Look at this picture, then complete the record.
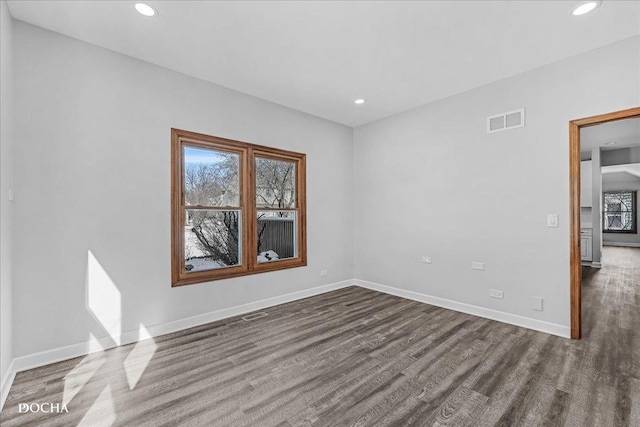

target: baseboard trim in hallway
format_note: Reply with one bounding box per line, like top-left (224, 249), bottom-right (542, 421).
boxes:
top-left (603, 242), bottom-right (640, 248)
top-left (355, 279), bottom-right (570, 339)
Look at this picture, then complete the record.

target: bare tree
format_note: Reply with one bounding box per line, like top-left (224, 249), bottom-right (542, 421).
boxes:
top-left (185, 153), bottom-right (240, 266)
top-left (190, 210), bottom-right (239, 266)
top-left (184, 154), bottom-right (239, 207)
top-left (255, 158), bottom-right (296, 254)
top-left (255, 158), bottom-right (295, 214)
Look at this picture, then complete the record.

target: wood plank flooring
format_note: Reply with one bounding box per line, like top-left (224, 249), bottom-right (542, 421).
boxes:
top-left (1, 246), bottom-right (639, 426)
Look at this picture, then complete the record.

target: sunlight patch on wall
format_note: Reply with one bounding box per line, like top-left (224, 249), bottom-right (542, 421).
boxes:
top-left (86, 251), bottom-right (121, 345)
top-left (62, 351), bottom-right (106, 406)
top-left (123, 324), bottom-right (157, 390)
top-left (78, 384), bottom-right (116, 427)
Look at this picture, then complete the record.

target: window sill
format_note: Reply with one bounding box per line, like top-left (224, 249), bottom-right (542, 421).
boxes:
top-left (172, 258), bottom-right (307, 287)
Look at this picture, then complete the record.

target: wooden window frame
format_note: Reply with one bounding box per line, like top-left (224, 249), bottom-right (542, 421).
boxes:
top-left (171, 129), bottom-right (306, 286)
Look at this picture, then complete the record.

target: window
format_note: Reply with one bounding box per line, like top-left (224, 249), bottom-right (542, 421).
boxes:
top-left (603, 191), bottom-right (637, 233)
top-left (172, 129), bottom-right (306, 286)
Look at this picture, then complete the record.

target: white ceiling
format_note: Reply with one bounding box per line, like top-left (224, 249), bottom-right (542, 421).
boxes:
top-left (7, 1), bottom-right (640, 127)
top-left (581, 117), bottom-right (640, 153)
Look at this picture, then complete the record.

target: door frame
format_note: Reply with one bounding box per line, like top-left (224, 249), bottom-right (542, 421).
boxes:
top-left (569, 106), bottom-right (640, 339)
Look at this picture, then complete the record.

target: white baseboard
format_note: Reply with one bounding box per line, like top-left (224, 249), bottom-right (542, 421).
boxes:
top-left (0, 359), bottom-right (16, 411)
top-left (354, 279), bottom-right (571, 339)
top-left (603, 242), bottom-right (640, 248)
top-left (0, 279), bottom-right (355, 410)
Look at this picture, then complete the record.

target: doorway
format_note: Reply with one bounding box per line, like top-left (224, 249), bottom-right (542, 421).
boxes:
top-left (569, 106), bottom-right (640, 339)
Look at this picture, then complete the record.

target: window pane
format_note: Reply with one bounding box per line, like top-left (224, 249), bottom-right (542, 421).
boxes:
top-left (185, 210), bottom-right (241, 272)
top-left (257, 211), bottom-right (297, 262)
top-left (607, 202), bottom-right (622, 213)
top-left (604, 192), bottom-right (635, 231)
top-left (611, 215), bottom-right (622, 229)
top-left (255, 157), bottom-right (296, 208)
top-left (184, 146), bottom-right (240, 207)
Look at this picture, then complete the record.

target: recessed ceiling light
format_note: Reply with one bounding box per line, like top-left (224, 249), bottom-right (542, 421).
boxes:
top-left (354, 99), bottom-right (366, 105)
top-left (135, 3), bottom-right (157, 17)
top-left (572, 1), bottom-right (601, 16)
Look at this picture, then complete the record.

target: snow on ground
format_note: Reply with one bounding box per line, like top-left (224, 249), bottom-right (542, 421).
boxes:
top-left (184, 227), bottom-right (226, 271)
top-left (185, 226), bottom-right (208, 258)
top-left (257, 250), bottom-right (280, 263)
top-left (184, 227), bottom-right (282, 271)
top-left (186, 257), bottom-right (225, 272)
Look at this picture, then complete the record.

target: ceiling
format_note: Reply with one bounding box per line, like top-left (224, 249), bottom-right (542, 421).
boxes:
top-left (581, 117), bottom-right (640, 153)
top-left (7, 1), bottom-right (640, 127)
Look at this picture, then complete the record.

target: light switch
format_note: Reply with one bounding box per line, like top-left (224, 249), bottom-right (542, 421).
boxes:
top-left (8, 190), bottom-right (14, 202)
top-left (547, 214), bottom-right (559, 228)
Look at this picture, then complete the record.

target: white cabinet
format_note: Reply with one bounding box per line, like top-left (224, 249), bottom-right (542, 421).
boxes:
top-left (581, 228), bottom-right (592, 262)
top-left (581, 160), bottom-right (592, 207)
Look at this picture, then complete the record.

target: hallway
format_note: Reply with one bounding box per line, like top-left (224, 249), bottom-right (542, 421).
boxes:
top-left (578, 246), bottom-right (640, 425)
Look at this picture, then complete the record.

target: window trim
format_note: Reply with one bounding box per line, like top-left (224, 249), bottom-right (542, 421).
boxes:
top-left (171, 129), bottom-right (306, 286)
top-left (602, 190), bottom-right (637, 234)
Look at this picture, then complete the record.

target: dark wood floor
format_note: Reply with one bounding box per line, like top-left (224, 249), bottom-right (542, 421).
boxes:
top-left (1, 247), bottom-right (639, 426)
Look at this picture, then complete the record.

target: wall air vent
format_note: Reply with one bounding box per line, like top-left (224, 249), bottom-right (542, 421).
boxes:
top-left (487, 108), bottom-right (525, 134)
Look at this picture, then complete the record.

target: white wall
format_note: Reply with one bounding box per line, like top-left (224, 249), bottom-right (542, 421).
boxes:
top-left (602, 173), bottom-right (640, 247)
top-left (12, 22), bottom-right (354, 357)
top-left (602, 146), bottom-right (640, 166)
top-left (354, 36), bottom-right (640, 330)
top-left (0, 0), bottom-right (15, 394)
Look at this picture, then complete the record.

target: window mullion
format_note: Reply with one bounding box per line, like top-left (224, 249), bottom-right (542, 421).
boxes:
top-left (246, 147), bottom-right (255, 271)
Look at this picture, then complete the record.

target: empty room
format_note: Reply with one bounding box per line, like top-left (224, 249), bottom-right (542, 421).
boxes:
top-left (0, 1), bottom-right (639, 426)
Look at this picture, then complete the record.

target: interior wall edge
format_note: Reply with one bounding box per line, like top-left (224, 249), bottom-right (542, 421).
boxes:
top-left (0, 359), bottom-right (15, 411)
top-left (0, 0), bottom-right (16, 407)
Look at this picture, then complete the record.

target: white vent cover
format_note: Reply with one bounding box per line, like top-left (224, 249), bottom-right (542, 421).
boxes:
top-left (487, 108), bottom-right (525, 133)
top-left (242, 312), bottom-right (268, 321)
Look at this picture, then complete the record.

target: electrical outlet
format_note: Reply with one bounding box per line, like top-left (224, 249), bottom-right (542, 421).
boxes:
top-left (531, 296), bottom-right (543, 311)
top-left (422, 256), bottom-right (432, 264)
top-left (320, 270), bottom-right (328, 277)
top-left (490, 289), bottom-right (504, 299)
top-left (472, 262), bottom-right (484, 271)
